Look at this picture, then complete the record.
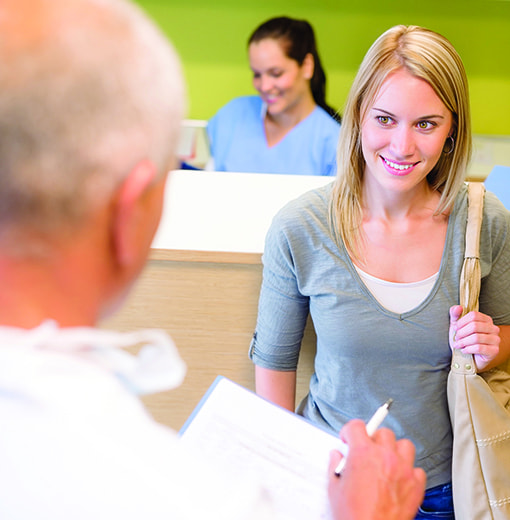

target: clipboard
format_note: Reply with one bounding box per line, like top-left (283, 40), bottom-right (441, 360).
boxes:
top-left (179, 376), bottom-right (341, 519)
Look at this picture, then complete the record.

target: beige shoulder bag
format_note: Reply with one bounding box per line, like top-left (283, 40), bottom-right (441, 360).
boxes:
top-left (447, 182), bottom-right (510, 519)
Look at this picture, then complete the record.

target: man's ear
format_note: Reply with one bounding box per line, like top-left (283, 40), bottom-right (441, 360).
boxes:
top-left (111, 159), bottom-right (158, 268)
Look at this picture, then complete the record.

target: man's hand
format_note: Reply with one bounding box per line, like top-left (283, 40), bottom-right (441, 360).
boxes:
top-left (327, 420), bottom-right (426, 520)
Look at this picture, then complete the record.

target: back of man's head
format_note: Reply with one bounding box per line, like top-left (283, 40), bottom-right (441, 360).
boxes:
top-left (0, 0), bottom-right (185, 250)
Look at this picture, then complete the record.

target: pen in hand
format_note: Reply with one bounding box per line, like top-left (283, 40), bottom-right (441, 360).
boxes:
top-left (334, 398), bottom-right (394, 476)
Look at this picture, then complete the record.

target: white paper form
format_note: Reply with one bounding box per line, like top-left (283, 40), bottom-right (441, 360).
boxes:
top-left (180, 377), bottom-right (343, 520)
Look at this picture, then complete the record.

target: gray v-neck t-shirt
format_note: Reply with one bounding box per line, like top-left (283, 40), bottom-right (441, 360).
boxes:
top-left (250, 182), bottom-right (510, 488)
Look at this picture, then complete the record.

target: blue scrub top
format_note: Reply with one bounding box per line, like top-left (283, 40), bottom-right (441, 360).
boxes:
top-left (207, 96), bottom-right (340, 176)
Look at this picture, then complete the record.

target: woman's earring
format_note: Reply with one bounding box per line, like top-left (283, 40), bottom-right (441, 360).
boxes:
top-left (443, 135), bottom-right (455, 155)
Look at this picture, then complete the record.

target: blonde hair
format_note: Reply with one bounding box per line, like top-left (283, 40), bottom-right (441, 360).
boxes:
top-left (330, 25), bottom-right (471, 258)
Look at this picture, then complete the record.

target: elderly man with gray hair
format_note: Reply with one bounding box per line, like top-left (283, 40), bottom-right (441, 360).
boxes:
top-left (0, 1), bottom-right (425, 519)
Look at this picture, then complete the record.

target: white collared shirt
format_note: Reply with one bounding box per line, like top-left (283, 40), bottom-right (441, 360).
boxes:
top-left (0, 322), bottom-right (279, 520)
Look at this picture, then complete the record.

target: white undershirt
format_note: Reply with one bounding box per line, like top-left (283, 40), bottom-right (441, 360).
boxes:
top-left (355, 266), bottom-right (439, 314)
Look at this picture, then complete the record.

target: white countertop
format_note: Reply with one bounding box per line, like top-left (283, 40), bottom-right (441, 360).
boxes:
top-left (152, 170), bottom-right (332, 254)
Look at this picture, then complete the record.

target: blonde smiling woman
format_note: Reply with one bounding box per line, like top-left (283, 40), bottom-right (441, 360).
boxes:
top-left (250, 24), bottom-right (510, 519)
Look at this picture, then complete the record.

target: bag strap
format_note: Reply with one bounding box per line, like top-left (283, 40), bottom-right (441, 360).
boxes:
top-left (464, 183), bottom-right (485, 263)
top-left (459, 182), bottom-right (485, 316)
top-left (452, 182), bottom-right (485, 374)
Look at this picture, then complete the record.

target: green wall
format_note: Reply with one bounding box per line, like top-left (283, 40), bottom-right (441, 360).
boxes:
top-left (135, 0), bottom-right (510, 135)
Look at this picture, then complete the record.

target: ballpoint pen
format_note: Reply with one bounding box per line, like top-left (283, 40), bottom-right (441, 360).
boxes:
top-left (334, 398), bottom-right (394, 476)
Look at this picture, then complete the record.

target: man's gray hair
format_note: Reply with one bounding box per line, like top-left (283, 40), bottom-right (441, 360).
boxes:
top-left (0, 0), bottom-right (185, 238)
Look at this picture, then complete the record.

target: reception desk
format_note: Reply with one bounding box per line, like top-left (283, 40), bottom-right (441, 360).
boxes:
top-left (100, 171), bottom-right (330, 431)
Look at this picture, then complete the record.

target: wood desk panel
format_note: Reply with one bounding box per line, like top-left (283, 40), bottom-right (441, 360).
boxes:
top-left (100, 249), bottom-right (316, 431)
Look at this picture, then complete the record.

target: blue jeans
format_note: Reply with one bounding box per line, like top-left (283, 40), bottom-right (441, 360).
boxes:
top-left (415, 483), bottom-right (454, 519)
